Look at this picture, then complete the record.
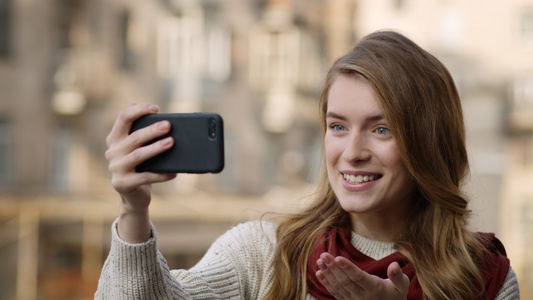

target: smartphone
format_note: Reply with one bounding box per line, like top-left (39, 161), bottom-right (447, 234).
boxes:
top-left (130, 113), bottom-right (224, 174)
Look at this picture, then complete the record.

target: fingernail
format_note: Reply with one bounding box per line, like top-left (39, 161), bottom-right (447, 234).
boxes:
top-left (148, 104), bottom-right (159, 113)
top-left (158, 121), bottom-right (170, 131)
top-left (337, 260), bottom-right (345, 268)
top-left (317, 259), bottom-right (327, 271)
top-left (160, 137), bottom-right (173, 147)
top-left (316, 271), bottom-right (325, 281)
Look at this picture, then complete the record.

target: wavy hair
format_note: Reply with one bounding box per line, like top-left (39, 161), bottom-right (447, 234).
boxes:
top-left (262, 30), bottom-right (487, 300)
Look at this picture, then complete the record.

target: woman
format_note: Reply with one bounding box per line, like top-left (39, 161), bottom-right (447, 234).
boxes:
top-left (97, 31), bottom-right (520, 299)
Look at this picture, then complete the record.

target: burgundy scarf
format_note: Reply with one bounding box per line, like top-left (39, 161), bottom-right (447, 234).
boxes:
top-left (306, 228), bottom-right (509, 300)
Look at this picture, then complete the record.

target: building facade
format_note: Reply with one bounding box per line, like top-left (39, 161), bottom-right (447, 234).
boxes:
top-left (0, 0), bottom-right (531, 299)
top-left (0, 0), bottom-right (350, 299)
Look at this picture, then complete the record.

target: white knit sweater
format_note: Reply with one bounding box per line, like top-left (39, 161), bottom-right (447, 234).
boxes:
top-left (95, 220), bottom-right (520, 299)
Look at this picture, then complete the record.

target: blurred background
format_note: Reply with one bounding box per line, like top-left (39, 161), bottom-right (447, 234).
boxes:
top-left (0, 0), bottom-right (532, 299)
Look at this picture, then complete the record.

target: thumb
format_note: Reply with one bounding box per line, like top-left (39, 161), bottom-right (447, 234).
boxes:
top-left (387, 262), bottom-right (410, 294)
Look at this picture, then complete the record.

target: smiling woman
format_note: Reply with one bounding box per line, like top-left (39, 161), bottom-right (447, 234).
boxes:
top-left (324, 76), bottom-right (415, 242)
top-left (266, 30), bottom-right (520, 300)
top-left (95, 31), bottom-right (520, 300)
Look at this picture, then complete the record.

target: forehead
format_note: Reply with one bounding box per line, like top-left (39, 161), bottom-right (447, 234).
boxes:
top-left (326, 76), bottom-right (383, 117)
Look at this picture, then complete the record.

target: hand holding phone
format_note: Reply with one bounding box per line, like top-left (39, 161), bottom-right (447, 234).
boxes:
top-left (105, 104), bottom-right (180, 243)
top-left (130, 113), bottom-right (225, 174)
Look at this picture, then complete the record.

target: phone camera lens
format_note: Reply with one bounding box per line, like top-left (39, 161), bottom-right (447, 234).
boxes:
top-left (208, 118), bottom-right (216, 138)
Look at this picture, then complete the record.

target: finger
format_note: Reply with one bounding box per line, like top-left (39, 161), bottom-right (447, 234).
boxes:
top-left (316, 269), bottom-right (342, 299)
top-left (330, 255), bottom-right (367, 289)
top-left (108, 136), bottom-right (174, 174)
top-left (106, 120), bottom-right (172, 165)
top-left (316, 268), bottom-right (346, 300)
top-left (106, 103), bottom-right (159, 147)
top-left (126, 120), bottom-right (172, 155)
top-left (317, 253), bottom-right (364, 298)
top-left (387, 262), bottom-right (410, 294)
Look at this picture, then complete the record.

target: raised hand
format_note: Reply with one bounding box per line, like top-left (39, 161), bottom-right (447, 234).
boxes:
top-left (105, 103), bottom-right (177, 243)
top-left (316, 252), bottom-right (409, 300)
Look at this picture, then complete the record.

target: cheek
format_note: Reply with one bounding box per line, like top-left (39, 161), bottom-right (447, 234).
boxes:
top-left (324, 136), bottom-right (342, 165)
top-left (383, 153), bottom-right (404, 169)
top-left (379, 145), bottom-right (411, 178)
top-left (377, 142), bottom-right (403, 165)
top-left (385, 153), bottom-right (414, 187)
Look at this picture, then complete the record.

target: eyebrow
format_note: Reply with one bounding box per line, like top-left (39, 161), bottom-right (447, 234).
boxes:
top-left (325, 112), bottom-right (385, 122)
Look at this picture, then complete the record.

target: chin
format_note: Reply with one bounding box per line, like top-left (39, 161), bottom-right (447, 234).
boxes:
top-left (337, 200), bottom-right (373, 215)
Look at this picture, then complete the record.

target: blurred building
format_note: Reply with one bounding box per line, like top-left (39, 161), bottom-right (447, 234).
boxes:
top-left (0, 0), bottom-right (350, 299)
top-left (0, 0), bottom-right (531, 299)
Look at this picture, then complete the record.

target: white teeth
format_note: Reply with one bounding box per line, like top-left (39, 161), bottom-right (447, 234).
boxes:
top-left (343, 173), bottom-right (380, 184)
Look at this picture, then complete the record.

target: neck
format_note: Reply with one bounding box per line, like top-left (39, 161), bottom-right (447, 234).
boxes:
top-left (349, 212), bottom-right (406, 242)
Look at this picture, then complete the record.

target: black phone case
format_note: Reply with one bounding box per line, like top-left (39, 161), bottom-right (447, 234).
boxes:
top-left (130, 113), bottom-right (224, 174)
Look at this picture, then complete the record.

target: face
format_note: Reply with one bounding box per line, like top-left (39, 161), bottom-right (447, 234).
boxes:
top-left (324, 76), bottom-right (415, 226)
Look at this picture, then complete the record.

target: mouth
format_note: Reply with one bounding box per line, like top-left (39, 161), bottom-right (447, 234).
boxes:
top-left (342, 173), bottom-right (383, 184)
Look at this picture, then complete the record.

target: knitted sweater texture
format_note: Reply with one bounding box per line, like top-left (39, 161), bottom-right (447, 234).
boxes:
top-left (95, 220), bottom-right (520, 299)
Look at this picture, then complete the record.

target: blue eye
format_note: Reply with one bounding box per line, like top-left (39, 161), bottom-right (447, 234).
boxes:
top-left (330, 124), bottom-right (345, 132)
top-left (376, 127), bottom-right (391, 136)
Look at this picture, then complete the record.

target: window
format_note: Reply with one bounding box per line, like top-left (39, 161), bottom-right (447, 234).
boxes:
top-left (519, 199), bottom-right (533, 246)
top-left (438, 6), bottom-right (463, 52)
top-left (0, 0), bottom-right (11, 57)
top-left (512, 75), bottom-right (533, 108)
top-left (204, 23), bottom-right (231, 82)
top-left (0, 120), bottom-right (11, 182)
top-left (157, 11), bottom-right (205, 111)
top-left (55, 0), bottom-right (83, 48)
top-left (395, 0), bottom-right (405, 10)
top-left (50, 123), bottom-right (89, 191)
top-left (512, 135), bottom-right (533, 166)
top-left (157, 14), bottom-right (204, 78)
top-left (248, 23), bottom-right (322, 92)
top-left (51, 124), bottom-right (73, 189)
top-left (249, 29), bottom-right (300, 87)
top-left (520, 9), bottom-right (533, 42)
top-left (507, 75), bottom-right (533, 133)
top-left (118, 10), bottom-right (134, 70)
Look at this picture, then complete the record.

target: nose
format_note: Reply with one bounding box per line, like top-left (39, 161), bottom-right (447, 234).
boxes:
top-left (342, 132), bottom-right (371, 164)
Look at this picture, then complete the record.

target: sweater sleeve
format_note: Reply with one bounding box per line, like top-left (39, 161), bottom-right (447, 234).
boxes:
top-left (94, 220), bottom-right (190, 299)
top-left (171, 221), bottom-right (277, 299)
top-left (94, 220), bottom-right (277, 300)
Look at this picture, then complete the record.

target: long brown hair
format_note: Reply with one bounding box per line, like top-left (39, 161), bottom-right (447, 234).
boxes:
top-left (262, 30), bottom-right (487, 300)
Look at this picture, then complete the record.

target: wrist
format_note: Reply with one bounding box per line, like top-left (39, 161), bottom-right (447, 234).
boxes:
top-left (119, 198), bottom-right (149, 217)
top-left (117, 204), bottom-right (151, 244)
